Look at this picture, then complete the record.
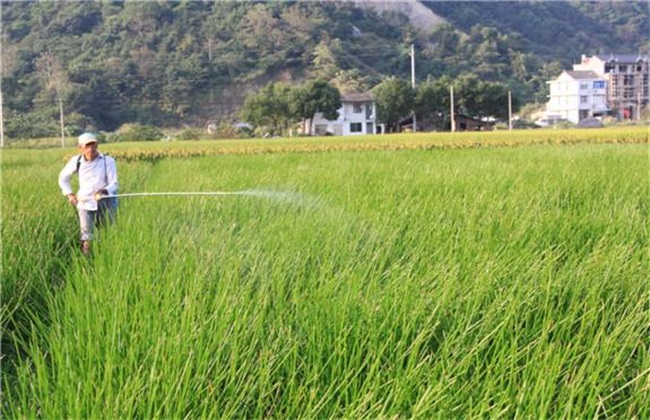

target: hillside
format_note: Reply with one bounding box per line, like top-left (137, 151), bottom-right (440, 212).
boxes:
top-left (424, 1), bottom-right (649, 64)
top-left (347, 0), bottom-right (446, 34)
top-left (1, 1), bottom-right (647, 137)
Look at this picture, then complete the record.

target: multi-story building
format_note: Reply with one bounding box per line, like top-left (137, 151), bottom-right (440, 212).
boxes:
top-left (573, 54), bottom-right (649, 120)
top-left (546, 70), bottom-right (609, 124)
top-left (311, 92), bottom-right (382, 136)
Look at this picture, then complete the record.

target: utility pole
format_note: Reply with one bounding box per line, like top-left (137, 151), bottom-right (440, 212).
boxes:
top-left (0, 85), bottom-right (4, 148)
top-left (508, 90), bottom-right (513, 131)
top-left (450, 85), bottom-right (455, 132)
top-left (58, 93), bottom-right (65, 147)
top-left (410, 44), bottom-right (417, 133)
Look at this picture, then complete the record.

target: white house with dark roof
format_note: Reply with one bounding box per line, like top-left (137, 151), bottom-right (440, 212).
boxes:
top-left (572, 54), bottom-right (649, 120)
top-left (545, 70), bottom-right (608, 124)
top-left (310, 92), bottom-right (382, 136)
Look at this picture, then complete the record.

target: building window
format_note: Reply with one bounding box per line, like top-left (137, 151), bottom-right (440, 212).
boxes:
top-left (350, 122), bottom-right (362, 133)
top-left (593, 81), bottom-right (605, 89)
top-left (353, 104), bottom-right (363, 113)
top-left (580, 83), bottom-right (588, 90)
top-left (580, 96), bottom-right (588, 103)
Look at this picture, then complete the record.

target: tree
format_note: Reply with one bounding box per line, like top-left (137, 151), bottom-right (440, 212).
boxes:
top-left (289, 79), bottom-right (340, 135)
top-left (454, 73), bottom-right (482, 117)
top-left (240, 82), bottom-right (293, 135)
top-left (311, 38), bottom-right (341, 81)
top-left (372, 76), bottom-right (413, 133)
top-left (0, 34), bottom-right (19, 147)
top-left (453, 74), bottom-right (514, 121)
top-left (529, 61), bottom-right (563, 104)
top-left (475, 82), bottom-right (511, 120)
top-left (160, 52), bottom-right (209, 119)
top-left (34, 51), bottom-right (70, 147)
top-left (331, 69), bottom-right (371, 94)
top-left (415, 76), bottom-right (450, 131)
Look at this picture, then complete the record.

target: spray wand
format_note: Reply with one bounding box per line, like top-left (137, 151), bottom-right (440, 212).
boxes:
top-left (94, 191), bottom-right (249, 201)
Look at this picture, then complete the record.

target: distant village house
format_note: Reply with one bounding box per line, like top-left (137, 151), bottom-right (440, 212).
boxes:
top-left (544, 54), bottom-right (648, 125)
top-left (573, 54), bottom-right (649, 120)
top-left (310, 92), bottom-right (383, 136)
top-left (545, 70), bottom-right (609, 125)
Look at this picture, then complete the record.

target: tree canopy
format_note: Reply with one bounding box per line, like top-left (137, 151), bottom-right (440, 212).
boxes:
top-left (239, 82), bottom-right (292, 135)
top-left (289, 79), bottom-right (341, 135)
top-left (372, 77), bottom-right (414, 133)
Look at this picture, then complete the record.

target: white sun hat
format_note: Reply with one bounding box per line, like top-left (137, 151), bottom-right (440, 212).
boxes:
top-left (78, 132), bottom-right (98, 146)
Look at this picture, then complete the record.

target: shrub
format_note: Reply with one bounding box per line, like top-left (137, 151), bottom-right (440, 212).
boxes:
top-left (96, 132), bottom-right (121, 143)
top-left (4, 110), bottom-right (59, 139)
top-left (513, 119), bottom-right (539, 129)
top-left (235, 125), bottom-right (254, 139)
top-left (114, 124), bottom-right (164, 142)
top-left (176, 129), bottom-right (203, 141)
top-left (212, 122), bottom-right (238, 140)
top-left (66, 112), bottom-right (97, 135)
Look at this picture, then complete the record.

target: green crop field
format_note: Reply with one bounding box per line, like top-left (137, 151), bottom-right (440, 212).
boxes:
top-left (2, 128), bottom-right (649, 417)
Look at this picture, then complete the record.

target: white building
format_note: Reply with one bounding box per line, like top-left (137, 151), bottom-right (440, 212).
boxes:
top-left (573, 54), bottom-right (649, 120)
top-left (310, 92), bottom-right (382, 136)
top-left (545, 70), bottom-right (608, 124)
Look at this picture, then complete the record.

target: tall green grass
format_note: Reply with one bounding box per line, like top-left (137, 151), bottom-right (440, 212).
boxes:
top-left (2, 142), bottom-right (648, 417)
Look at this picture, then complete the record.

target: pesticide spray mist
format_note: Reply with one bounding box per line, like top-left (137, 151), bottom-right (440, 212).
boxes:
top-left (96, 189), bottom-right (324, 208)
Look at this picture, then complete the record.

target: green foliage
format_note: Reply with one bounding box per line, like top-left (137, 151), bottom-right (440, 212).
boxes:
top-left (424, 1), bottom-right (647, 65)
top-left (114, 124), bottom-right (164, 142)
top-left (4, 110), bottom-right (60, 140)
top-left (211, 121), bottom-right (239, 140)
top-left (450, 73), bottom-right (515, 121)
top-left (415, 76), bottom-right (451, 131)
top-left (331, 69), bottom-right (372, 94)
top-left (289, 79), bottom-right (341, 132)
top-left (240, 82), bottom-right (293, 134)
top-left (311, 39), bottom-right (341, 81)
top-left (373, 76), bottom-right (414, 132)
top-left (65, 112), bottom-right (96, 135)
top-left (175, 129), bottom-right (203, 141)
top-left (235, 124), bottom-right (254, 139)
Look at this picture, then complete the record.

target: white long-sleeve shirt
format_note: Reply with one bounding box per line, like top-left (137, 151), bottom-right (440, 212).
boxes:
top-left (58, 153), bottom-right (118, 211)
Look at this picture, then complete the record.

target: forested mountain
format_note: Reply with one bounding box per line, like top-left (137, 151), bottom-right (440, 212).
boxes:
top-left (1, 1), bottom-right (647, 138)
top-left (423, 1), bottom-right (648, 63)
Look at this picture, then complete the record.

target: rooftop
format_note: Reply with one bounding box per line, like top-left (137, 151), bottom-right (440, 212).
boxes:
top-left (341, 92), bottom-right (375, 102)
top-left (564, 70), bottom-right (602, 80)
top-left (594, 54), bottom-right (649, 63)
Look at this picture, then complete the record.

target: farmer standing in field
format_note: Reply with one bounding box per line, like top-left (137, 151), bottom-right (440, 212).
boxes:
top-left (58, 132), bottom-right (118, 255)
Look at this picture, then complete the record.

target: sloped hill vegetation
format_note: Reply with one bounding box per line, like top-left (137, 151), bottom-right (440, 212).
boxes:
top-left (1, 1), bottom-right (647, 138)
top-left (424, 1), bottom-right (648, 62)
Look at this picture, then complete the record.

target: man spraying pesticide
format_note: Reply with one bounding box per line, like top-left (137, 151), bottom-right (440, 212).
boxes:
top-left (59, 132), bottom-right (118, 255)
